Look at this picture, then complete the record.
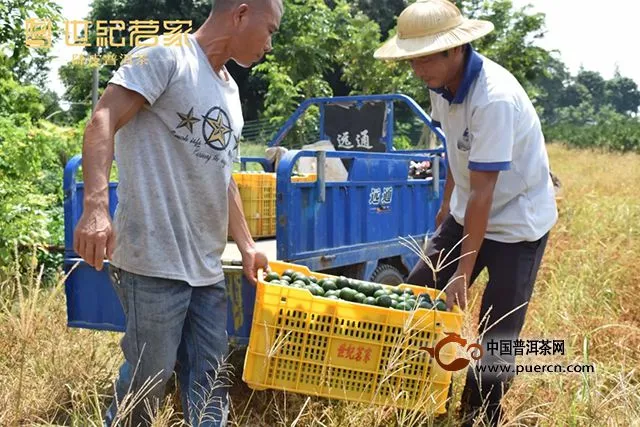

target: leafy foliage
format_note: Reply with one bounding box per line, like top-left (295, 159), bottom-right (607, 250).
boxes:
top-left (57, 62), bottom-right (112, 123)
top-left (0, 111), bottom-right (83, 268)
top-left (454, 0), bottom-right (551, 97)
top-left (0, 0), bottom-right (63, 88)
top-left (343, 0), bottom-right (407, 37)
top-left (545, 105), bottom-right (640, 153)
top-left (605, 71), bottom-right (640, 115)
top-left (0, 65), bottom-right (45, 119)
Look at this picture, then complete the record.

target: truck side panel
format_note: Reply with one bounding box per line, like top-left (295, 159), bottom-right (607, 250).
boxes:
top-left (276, 150), bottom-right (444, 273)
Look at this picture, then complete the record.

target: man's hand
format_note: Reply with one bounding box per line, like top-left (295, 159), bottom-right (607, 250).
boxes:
top-left (241, 248), bottom-right (269, 286)
top-left (445, 267), bottom-right (468, 310)
top-left (74, 206), bottom-right (115, 271)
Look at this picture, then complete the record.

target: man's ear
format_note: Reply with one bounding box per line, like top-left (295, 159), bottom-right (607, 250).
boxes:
top-left (232, 3), bottom-right (250, 27)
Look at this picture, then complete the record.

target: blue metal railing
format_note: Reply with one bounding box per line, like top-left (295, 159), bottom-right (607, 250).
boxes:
top-left (267, 94), bottom-right (446, 151)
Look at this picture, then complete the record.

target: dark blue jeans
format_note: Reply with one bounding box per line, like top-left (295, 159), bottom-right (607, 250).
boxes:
top-left (104, 266), bottom-right (230, 427)
top-left (407, 214), bottom-right (549, 426)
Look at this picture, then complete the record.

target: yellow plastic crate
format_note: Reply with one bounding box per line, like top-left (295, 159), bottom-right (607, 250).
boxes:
top-left (232, 173), bottom-right (276, 238)
top-left (233, 173), bottom-right (317, 238)
top-left (243, 261), bottom-right (464, 414)
top-left (291, 173), bottom-right (317, 183)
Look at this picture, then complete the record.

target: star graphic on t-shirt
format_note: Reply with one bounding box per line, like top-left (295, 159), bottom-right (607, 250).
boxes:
top-left (203, 110), bottom-right (232, 149)
top-left (176, 107), bottom-right (200, 133)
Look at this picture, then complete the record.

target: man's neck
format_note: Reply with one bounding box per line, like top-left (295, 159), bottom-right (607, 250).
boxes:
top-left (193, 15), bottom-right (233, 74)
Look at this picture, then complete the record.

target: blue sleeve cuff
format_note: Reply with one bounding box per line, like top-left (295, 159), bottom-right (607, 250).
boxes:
top-left (468, 161), bottom-right (511, 171)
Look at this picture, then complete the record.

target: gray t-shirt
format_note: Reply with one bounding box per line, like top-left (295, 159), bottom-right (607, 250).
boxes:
top-left (109, 35), bottom-right (242, 286)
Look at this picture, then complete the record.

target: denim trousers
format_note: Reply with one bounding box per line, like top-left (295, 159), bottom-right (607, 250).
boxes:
top-left (104, 265), bottom-right (230, 427)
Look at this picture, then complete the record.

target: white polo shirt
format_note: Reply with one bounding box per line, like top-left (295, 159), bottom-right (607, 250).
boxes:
top-left (430, 46), bottom-right (557, 243)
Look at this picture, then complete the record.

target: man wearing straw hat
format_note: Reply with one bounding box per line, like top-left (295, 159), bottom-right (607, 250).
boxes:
top-left (376, 0), bottom-right (557, 425)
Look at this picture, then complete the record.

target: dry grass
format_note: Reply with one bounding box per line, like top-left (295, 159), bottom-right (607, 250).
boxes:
top-left (1, 143), bottom-right (639, 426)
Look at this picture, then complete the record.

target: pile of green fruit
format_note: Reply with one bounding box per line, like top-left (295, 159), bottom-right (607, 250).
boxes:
top-left (264, 270), bottom-right (448, 311)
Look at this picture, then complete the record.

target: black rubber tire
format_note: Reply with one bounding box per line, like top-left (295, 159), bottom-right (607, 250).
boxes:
top-left (370, 263), bottom-right (404, 285)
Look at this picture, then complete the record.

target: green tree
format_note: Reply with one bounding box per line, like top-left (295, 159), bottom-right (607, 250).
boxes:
top-left (344, 0), bottom-right (407, 37)
top-left (534, 55), bottom-right (570, 124)
top-left (338, 14), bottom-right (425, 102)
top-left (605, 71), bottom-right (640, 115)
top-left (555, 101), bottom-right (595, 126)
top-left (40, 89), bottom-right (70, 124)
top-left (255, 0), bottom-right (561, 149)
top-left (575, 69), bottom-right (606, 111)
top-left (0, 113), bottom-right (83, 265)
top-left (0, 0), bottom-right (62, 88)
top-left (546, 104), bottom-right (640, 153)
top-left (0, 0), bottom-right (66, 123)
top-left (58, 62), bottom-right (112, 123)
top-left (560, 83), bottom-right (592, 109)
top-left (0, 54), bottom-right (45, 119)
top-left (454, 0), bottom-right (551, 97)
top-left (257, 0), bottom-right (350, 121)
top-left (256, 0), bottom-right (424, 122)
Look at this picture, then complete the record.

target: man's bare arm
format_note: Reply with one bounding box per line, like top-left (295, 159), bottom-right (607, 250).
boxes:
top-left (436, 162), bottom-right (456, 228)
top-left (445, 169), bottom-right (498, 310)
top-left (74, 84), bottom-right (146, 270)
top-left (458, 170), bottom-right (499, 276)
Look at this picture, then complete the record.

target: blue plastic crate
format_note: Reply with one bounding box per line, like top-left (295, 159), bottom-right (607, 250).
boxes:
top-left (63, 259), bottom-right (256, 346)
top-left (64, 259), bottom-right (125, 332)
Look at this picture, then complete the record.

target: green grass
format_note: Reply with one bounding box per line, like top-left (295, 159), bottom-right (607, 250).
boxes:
top-left (1, 143), bottom-right (639, 426)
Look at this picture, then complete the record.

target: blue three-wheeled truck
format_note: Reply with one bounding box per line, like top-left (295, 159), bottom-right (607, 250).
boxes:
top-left (63, 94), bottom-right (447, 346)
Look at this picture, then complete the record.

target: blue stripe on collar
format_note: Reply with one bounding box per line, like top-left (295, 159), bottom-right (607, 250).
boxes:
top-left (430, 45), bottom-right (483, 105)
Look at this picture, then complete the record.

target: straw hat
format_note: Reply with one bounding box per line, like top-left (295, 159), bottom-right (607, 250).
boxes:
top-left (374, 0), bottom-right (494, 61)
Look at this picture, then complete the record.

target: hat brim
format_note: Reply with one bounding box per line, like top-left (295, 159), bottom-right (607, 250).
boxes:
top-left (374, 19), bottom-right (494, 61)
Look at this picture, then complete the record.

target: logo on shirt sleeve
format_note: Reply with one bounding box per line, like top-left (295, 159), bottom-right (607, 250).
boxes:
top-left (457, 128), bottom-right (471, 152)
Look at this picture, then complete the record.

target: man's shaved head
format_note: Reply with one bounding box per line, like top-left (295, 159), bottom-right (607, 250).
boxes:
top-left (212, 0), bottom-right (281, 14)
top-left (203, 0), bottom-right (283, 68)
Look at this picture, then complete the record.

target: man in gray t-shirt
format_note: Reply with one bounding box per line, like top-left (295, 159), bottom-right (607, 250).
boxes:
top-left (73, 0), bottom-right (283, 425)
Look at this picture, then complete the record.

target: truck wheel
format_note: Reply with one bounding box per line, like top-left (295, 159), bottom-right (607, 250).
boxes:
top-left (370, 264), bottom-right (404, 285)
